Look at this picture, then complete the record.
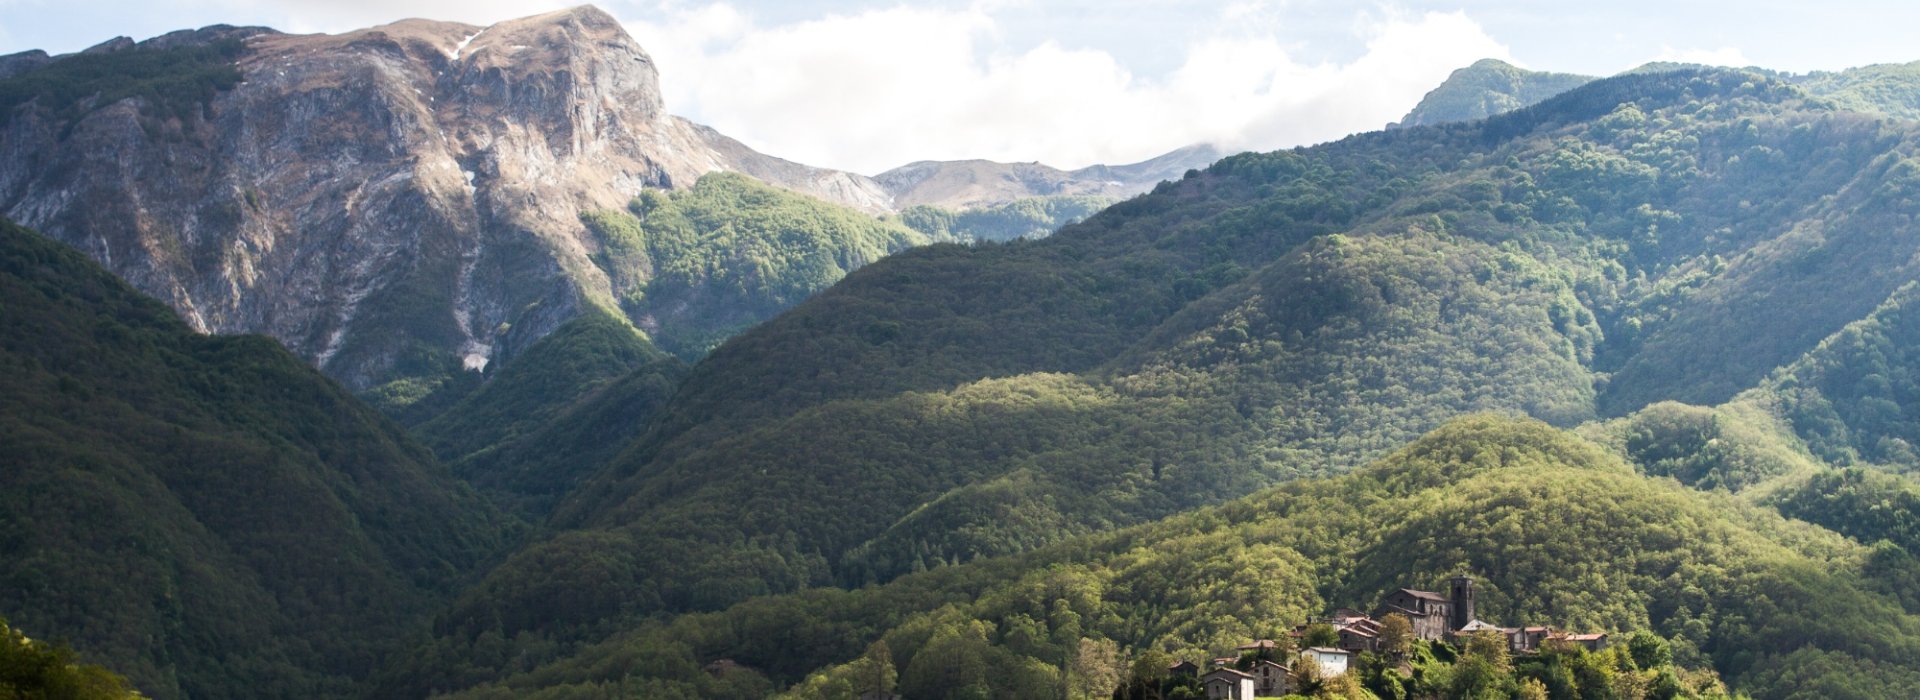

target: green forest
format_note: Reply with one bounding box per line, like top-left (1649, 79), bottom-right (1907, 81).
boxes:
top-left (578, 172), bottom-right (935, 360)
top-left (9, 51), bottom-right (1920, 700)
top-left (0, 220), bottom-right (513, 698)
top-left (394, 417), bottom-right (1920, 699)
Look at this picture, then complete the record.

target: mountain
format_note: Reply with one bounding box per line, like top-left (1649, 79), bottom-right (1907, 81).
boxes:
top-left (875, 144), bottom-right (1222, 211)
top-left (1393, 58), bottom-right (1597, 128)
top-left (1399, 57), bottom-right (1920, 131)
top-left (0, 7), bottom-right (909, 393)
top-left (401, 417), bottom-right (1920, 699)
top-left (0, 218), bottom-right (512, 698)
top-left (380, 68), bottom-right (1920, 695)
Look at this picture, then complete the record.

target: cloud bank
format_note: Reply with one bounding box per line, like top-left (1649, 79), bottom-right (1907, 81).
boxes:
top-left (628, 3), bottom-right (1510, 173)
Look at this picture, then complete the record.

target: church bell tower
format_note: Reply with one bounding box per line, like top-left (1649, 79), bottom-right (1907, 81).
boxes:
top-left (1449, 575), bottom-right (1475, 630)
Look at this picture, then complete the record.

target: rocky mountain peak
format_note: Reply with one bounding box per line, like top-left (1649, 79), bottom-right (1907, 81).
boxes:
top-left (0, 5), bottom-right (891, 389)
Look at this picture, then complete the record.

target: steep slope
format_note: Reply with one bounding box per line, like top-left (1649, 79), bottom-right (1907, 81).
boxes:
top-left (875, 144), bottom-right (1221, 211)
top-left (0, 7), bottom-right (898, 392)
top-left (1393, 58), bottom-right (1596, 128)
top-left (578, 172), bottom-right (933, 360)
top-left (402, 417), bottom-right (1920, 699)
top-left (415, 307), bottom-right (685, 514)
top-left (0, 219), bottom-right (511, 698)
top-left (398, 70), bottom-right (1920, 682)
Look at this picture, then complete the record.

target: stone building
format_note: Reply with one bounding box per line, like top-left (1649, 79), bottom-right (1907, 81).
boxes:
top-left (1202, 668), bottom-right (1256, 700)
top-left (1374, 575), bottom-right (1476, 641)
top-left (1250, 659), bottom-right (1288, 696)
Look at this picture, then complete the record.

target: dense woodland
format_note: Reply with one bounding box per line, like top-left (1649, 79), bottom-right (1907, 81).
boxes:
top-left (0, 220), bottom-right (513, 698)
top-left (6, 48), bottom-right (1920, 700)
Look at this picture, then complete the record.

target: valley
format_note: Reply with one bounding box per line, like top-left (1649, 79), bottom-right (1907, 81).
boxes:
top-left (3, 5), bottom-right (1920, 700)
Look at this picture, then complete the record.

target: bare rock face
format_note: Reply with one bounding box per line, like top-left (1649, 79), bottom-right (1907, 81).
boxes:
top-left (0, 50), bottom-right (52, 79)
top-left (0, 6), bottom-right (893, 389)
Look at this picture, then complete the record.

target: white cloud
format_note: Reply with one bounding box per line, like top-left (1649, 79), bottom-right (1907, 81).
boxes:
top-left (1652, 45), bottom-right (1751, 69)
top-left (627, 4), bottom-right (1508, 174)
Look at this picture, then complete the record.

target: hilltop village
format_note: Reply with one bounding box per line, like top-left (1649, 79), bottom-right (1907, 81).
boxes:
top-left (1179, 577), bottom-right (1610, 699)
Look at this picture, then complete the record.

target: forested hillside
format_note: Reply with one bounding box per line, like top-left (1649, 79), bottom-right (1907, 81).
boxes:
top-left (415, 308), bottom-right (686, 515)
top-left (576, 173), bottom-right (935, 361)
top-left (1395, 57), bottom-right (1920, 131)
top-left (395, 417), bottom-right (1920, 699)
top-left (0, 219), bottom-right (513, 699)
top-left (381, 67), bottom-right (1920, 697)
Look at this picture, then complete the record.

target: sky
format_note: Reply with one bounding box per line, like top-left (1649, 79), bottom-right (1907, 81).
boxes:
top-left (5, 1), bottom-right (1920, 173)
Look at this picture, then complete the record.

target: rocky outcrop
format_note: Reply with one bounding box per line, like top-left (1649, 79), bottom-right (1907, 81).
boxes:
top-left (0, 50), bottom-right (52, 79)
top-left (875, 143), bottom-right (1221, 210)
top-left (0, 6), bottom-right (893, 389)
top-left (1391, 59), bottom-right (1596, 128)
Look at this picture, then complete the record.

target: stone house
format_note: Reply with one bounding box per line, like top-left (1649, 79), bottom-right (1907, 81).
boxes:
top-left (1202, 668), bottom-right (1256, 700)
top-left (1564, 633), bottom-right (1609, 651)
top-left (1250, 659), bottom-right (1288, 696)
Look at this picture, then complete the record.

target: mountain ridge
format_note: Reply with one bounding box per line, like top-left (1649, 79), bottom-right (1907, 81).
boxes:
top-left (0, 6), bottom-right (903, 392)
top-left (876, 143), bottom-right (1222, 211)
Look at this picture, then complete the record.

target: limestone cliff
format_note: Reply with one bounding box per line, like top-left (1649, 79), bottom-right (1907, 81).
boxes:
top-left (0, 6), bottom-right (893, 389)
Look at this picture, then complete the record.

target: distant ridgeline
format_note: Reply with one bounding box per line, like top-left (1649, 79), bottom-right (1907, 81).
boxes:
top-left (897, 195), bottom-right (1113, 242)
top-left (1394, 56), bottom-right (1920, 129)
